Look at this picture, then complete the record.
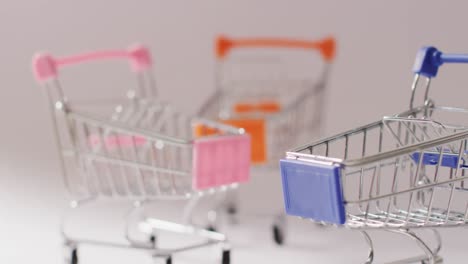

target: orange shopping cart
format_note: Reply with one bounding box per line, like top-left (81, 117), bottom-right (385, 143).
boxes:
top-left (198, 35), bottom-right (336, 245)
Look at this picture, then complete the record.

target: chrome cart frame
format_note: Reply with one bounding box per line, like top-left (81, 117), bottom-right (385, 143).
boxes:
top-left (32, 45), bottom-right (251, 264)
top-left (198, 35), bottom-right (336, 245)
top-left (281, 46), bottom-right (468, 263)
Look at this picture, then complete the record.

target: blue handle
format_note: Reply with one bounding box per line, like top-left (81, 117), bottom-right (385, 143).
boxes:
top-left (411, 150), bottom-right (468, 169)
top-left (413, 46), bottom-right (468, 77)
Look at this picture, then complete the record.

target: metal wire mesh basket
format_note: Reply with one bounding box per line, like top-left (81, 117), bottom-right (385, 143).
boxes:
top-left (199, 35), bottom-right (335, 167)
top-left (280, 46), bottom-right (468, 263)
top-left (32, 45), bottom-right (250, 264)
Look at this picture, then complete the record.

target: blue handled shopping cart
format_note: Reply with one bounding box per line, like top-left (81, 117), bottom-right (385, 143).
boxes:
top-left (280, 46), bottom-right (468, 263)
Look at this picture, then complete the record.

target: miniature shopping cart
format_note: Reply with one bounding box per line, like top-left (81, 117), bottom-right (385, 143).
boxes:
top-left (280, 46), bottom-right (468, 263)
top-left (198, 35), bottom-right (336, 245)
top-left (32, 45), bottom-right (250, 264)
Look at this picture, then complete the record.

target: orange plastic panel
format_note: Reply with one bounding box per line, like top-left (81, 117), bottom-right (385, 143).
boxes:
top-left (194, 124), bottom-right (220, 137)
top-left (224, 119), bottom-right (266, 164)
top-left (194, 119), bottom-right (266, 164)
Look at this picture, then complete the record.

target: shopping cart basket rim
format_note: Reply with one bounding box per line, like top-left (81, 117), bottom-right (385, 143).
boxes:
top-left (286, 118), bottom-right (468, 168)
top-left (383, 115), bottom-right (468, 131)
top-left (69, 111), bottom-right (245, 148)
top-left (70, 112), bottom-right (191, 145)
top-left (396, 105), bottom-right (468, 117)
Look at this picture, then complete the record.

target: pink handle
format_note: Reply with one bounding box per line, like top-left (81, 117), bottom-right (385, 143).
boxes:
top-left (32, 44), bottom-right (152, 82)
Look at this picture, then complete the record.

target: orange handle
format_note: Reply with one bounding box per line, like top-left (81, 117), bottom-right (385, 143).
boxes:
top-left (234, 101), bottom-right (281, 114)
top-left (216, 35), bottom-right (336, 62)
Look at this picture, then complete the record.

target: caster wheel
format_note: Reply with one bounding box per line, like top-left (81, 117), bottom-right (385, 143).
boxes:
top-left (422, 256), bottom-right (443, 264)
top-left (206, 225), bottom-right (217, 232)
top-left (165, 256), bottom-right (172, 264)
top-left (272, 225), bottom-right (284, 246)
top-left (149, 234), bottom-right (156, 246)
top-left (227, 205), bottom-right (237, 215)
top-left (222, 250), bottom-right (230, 264)
top-left (70, 248), bottom-right (78, 264)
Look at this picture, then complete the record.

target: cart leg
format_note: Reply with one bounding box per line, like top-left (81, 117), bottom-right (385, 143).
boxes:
top-left (61, 199), bottom-right (95, 264)
top-left (125, 200), bottom-right (157, 247)
top-left (224, 189), bottom-right (239, 225)
top-left (360, 231), bottom-right (374, 264)
top-left (182, 195), bottom-right (201, 226)
top-left (182, 194), bottom-right (221, 231)
top-left (206, 221), bottom-right (217, 232)
top-left (207, 191), bottom-right (233, 231)
top-left (428, 229), bottom-right (442, 258)
top-left (387, 229), bottom-right (441, 264)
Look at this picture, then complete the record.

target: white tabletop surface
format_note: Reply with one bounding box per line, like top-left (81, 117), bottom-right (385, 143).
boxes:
top-left (2, 174), bottom-right (468, 264)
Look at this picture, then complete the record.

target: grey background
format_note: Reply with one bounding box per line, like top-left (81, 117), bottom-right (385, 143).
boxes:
top-left (2, 1), bottom-right (468, 263)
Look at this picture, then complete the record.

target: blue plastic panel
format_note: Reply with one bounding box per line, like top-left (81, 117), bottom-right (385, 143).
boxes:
top-left (411, 151), bottom-right (467, 169)
top-left (280, 159), bottom-right (345, 225)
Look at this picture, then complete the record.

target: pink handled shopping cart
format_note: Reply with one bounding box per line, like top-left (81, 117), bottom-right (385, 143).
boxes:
top-left (32, 44), bottom-right (250, 264)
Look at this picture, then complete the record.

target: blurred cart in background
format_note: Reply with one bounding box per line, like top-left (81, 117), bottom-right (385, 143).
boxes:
top-left (280, 46), bottom-right (468, 263)
top-left (198, 35), bottom-right (336, 245)
top-left (33, 45), bottom-right (250, 264)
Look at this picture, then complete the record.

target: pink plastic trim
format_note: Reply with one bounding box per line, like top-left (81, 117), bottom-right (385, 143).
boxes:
top-left (32, 53), bottom-right (57, 82)
top-left (32, 44), bottom-right (153, 82)
top-left (192, 135), bottom-right (251, 190)
top-left (128, 44), bottom-right (152, 72)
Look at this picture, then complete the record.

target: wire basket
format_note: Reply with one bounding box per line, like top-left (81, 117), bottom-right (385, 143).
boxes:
top-left (280, 46), bottom-right (468, 263)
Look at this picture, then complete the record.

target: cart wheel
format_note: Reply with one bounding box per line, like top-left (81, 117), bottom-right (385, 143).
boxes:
top-left (421, 256), bottom-right (443, 264)
top-left (149, 234), bottom-right (156, 246)
top-left (165, 256), bottom-right (172, 264)
top-left (315, 222), bottom-right (327, 228)
top-left (70, 248), bottom-right (78, 264)
top-left (227, 205), bottom-right (237, 215)
top-left (206, 225), bottom-right (217, 232)
top-left (272, 225), bottom-right (284, 246)
top-left (226, 204), bottom-right (238, 225)
top-left (221, 250), bottom-right (230, 264)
